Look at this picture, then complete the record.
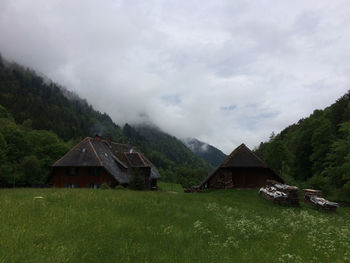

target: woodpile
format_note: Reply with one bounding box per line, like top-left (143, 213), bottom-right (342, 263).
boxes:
top-left (260, 180), bottom-right (299, 206)
top-left (303, 189), bottom-right (339, 211)
top-left (259, 186), bottom-right (288, 204)
top-left (303, 189), bottom-right (322, 202)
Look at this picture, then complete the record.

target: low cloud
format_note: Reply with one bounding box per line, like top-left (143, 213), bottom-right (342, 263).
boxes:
top-left (0, 0), bottom-right (349, 153)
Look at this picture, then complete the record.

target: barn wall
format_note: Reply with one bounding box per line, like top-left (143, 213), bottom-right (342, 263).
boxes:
top-left (208, 168), bottom-right (234, 189)
top-left (208, 167), bottom-right (282, 189)
top-left (50, 167), bottom-right (118, 188)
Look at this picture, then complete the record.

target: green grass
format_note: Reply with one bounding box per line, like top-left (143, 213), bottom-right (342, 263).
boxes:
top-left (158, 181), bottom-right (184, 192)
top-left (0, 185), bottom-right (349, 263)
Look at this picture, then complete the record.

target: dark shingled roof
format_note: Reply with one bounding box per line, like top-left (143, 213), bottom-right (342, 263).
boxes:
top-left (53, 138), bottom-right (102, 167)
top-left (110, 142), bottom-right (161, 179)
top-left (53, 137), bottom-right (161, 184)
top-left (221, 144), bottom-right (268, 168)
top-left (200, 143), bottom-right (282, 187)
top-left (90, 139), bottom-right (130, 184)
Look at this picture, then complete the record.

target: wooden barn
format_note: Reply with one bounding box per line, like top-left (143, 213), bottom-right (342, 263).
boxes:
top-left (48, 136), bottom-right (161, 190)
top-left (200, 143), bottom-right (283, 189)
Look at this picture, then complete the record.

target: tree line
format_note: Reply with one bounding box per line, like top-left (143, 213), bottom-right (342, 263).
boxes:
top-left (255, 91), bottom-right (350, 201)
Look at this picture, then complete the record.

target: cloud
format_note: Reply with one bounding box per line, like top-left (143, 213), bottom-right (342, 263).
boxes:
top-left (0, 0), bottom-right (349, 154)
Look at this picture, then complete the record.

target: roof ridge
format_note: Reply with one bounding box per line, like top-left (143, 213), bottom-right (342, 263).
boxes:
top-left (221, 143), bottom-right (245, 166)
top-left (89, 138), bottom-right (103, 166)
top-left (237, 144), bottom-right (268, 167)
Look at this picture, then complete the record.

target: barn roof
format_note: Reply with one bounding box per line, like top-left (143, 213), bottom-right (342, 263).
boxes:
top-left (221, 143), bottom-right (268, 168)
top-left (53, 137), bottom-right (161, 183)
top-left (200, 143), bottom-right (283, 187)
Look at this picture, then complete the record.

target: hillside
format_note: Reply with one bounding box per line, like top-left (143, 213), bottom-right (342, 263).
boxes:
top-left (0, 54), bottom-right (211, 187)
top-left (255, 91), bottom-right (350, 201)
top-left (124, 124), bottom-right (213, 186)
top-left (0, 187), bottom-right (349, 262)
top-left (183, 138), bottom-right (227, 167)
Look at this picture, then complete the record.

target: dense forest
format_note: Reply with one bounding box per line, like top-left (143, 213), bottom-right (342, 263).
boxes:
top-left (0, 54), bottom-right (212, 187)
top-left (255, 91), bottom-right (350, 201)
top-left (0, 105), bottom-right (71, 186)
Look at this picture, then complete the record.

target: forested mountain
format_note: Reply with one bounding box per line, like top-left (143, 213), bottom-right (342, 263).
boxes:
top-left (0, 56), bottom-right (124, 142)
top-left (123, 124), bottom-right (213, 186)
top-left (255, 91), bottom-right (350, 201)
top-left (183, 138), bottom-right (226, 167)
top-left (0, 54), bottom-right (210, 187)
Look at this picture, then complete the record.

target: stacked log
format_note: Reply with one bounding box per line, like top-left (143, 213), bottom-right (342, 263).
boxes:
top-left (259, 186), bottom-right (288, 204)
top-left (303, 189), bottom-right (339, 211)
top-left (260, 180), bottom-right (299, 206)
top-left (275, 184), bottom-right (299, 206)
top-left (303, 189), bottom-right (322, 203)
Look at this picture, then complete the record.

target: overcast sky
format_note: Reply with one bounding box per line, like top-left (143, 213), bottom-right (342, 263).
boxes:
top-left (1, 0), bottom-right (350, 154)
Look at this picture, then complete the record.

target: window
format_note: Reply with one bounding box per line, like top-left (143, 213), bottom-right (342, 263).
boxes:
top-left (93, 168), bottom-right (101, 176)
top-left (88, 168), bottom-right (100, 176)
top-left (65, 167), bottom-right (79, 176)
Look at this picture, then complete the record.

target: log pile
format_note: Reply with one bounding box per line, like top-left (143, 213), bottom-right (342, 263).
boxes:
top-left (303, 189), bottom-right (339, 211)
top-left (260, 180), bottom-right (299, 206)
top-left (259, 186), bottom-right (288, 204)
top-left (303, 189), bottom-right (322, 202)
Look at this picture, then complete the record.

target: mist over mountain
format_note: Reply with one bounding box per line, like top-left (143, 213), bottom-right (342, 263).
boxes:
top-left (0, 55), bottom-right (212, 187)
top-left (183, 138), bottom-right (227, 167)
top-left (1, 1), bottom-right (349, 154)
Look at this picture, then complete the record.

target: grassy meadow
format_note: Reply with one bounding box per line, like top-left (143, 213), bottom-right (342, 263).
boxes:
top-left (0, 184), bottom-right (349, 263)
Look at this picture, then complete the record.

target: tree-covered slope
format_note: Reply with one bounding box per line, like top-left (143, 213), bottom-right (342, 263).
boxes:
top-left (0, 54), bottom-right (211, 187)
top-left (123, 124), bottom-right (213, 186)
top-left (255, 91), bottom-right (350, 201)
top-left (0, 56), bottom-right (124, 142)
top-left (183, 138), bottom-right (227, 167)
top-left (0, 104), bottom-right (71, 186)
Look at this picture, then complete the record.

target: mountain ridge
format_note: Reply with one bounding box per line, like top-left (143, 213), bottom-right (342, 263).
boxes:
top-left (183, 138), bottom-right (227, 167)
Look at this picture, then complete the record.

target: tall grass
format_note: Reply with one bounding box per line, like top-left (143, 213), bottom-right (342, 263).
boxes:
top-left (0, 186), bottom-right (349, 262)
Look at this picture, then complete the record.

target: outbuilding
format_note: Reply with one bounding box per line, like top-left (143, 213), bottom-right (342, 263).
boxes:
top-left (200, 143), bottom-right (283, 189)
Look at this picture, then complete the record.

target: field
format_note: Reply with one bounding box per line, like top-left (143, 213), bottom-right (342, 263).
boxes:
top-left (0, 184), bottom-right (349, 263)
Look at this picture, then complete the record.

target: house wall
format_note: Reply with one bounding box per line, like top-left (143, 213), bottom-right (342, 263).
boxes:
top-left (134, 167), bottom-right (152, 190)
top-left (208, 168), bottom-right (283, 189)
top-left (50, 167), bottom-right (119, 188)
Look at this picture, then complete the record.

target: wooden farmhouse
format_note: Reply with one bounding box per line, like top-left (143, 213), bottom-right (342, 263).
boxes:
top-left (200, 143), bottom-right (284, 189)
top-left (48, 136), bottom-right (161, 190)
